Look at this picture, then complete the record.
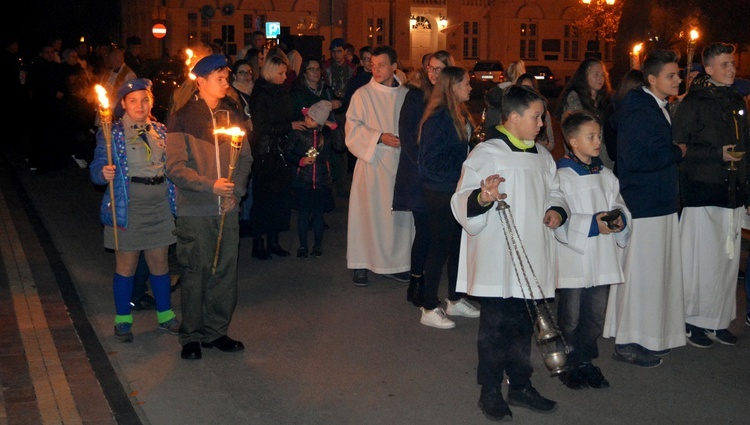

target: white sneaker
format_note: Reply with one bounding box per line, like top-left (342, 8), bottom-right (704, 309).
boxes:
top-left (420, 307), bottom-right (455, 329)
top-left (445, 298), bottom-right (480, 318)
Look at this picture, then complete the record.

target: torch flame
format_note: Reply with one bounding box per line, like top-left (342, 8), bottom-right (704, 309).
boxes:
top-left (689, 29), bottom-right (699, 41)
top-left (213, 127), bottom-right (246, 137)
top-left (633, 43), bottom-right (643, 54)
top-left (95, 85), bottom-right (109, 109)
top-left (185, 48), bottom-right (194, 67)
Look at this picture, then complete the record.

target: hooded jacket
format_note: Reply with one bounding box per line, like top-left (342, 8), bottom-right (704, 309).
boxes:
top-left (673, 74), bottom-right (750, 208)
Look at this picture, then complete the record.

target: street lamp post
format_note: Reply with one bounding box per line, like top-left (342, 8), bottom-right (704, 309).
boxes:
top-left (581, 0), bottom-right (616, 59)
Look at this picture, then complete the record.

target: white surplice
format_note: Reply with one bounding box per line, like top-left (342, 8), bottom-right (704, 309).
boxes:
top-left (554, 167), bottom-right (630, 288)
top-left (345, 77), bottom-right (413, 273)
top-left (603, 214), bottom-right (686, 350)
top-left (450, 139), bottom-right (567, 299)
top-left (681, 206), bottom-right (742, 330)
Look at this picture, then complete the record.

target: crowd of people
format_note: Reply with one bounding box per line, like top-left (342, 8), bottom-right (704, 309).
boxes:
top-left (4, 30), bottom-right (750, 422)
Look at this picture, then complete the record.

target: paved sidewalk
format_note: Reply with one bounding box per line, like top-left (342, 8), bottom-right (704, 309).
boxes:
top-left (1, 149), bottom-right (750, 424)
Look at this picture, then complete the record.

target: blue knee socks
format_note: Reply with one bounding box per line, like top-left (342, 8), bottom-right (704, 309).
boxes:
top-left (151, 272), bottom-right (172, 313)
top-left (113, 273), bottom-right (133, 322)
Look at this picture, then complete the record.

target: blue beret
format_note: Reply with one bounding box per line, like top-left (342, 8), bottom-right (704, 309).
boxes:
top-left (734, 78), bottom-right (750, 97)
top-left (191, 53), bottom-right (229, 77)
top-left (114, 78), bottom-right (152, 118)
top-left (329, 38), bottom-right (345, 50)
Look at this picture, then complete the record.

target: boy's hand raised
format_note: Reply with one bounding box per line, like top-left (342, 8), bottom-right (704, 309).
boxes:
top-left (479, 174), bottom-right (507, 206)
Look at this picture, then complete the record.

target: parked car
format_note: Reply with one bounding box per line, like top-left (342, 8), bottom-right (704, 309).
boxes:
top-left (469, 60), bottom-right (504, 98)
top-left (525, 65), bottom-right (559, 98)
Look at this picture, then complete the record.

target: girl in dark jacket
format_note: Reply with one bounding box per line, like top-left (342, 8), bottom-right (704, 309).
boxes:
top-left (284, 100), bottom-right (344, 258)
top-left (416, 66), bottom-right (480, 329)
top-left (395, 50), bottom-right (454, 307)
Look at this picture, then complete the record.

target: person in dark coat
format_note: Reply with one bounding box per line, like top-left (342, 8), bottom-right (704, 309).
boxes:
top-left (283, 100), bottom-right (344, 259)
top-left (248, 55), bottom-right (306, 259)
top-left (394, 50), bottom-right (454, 307)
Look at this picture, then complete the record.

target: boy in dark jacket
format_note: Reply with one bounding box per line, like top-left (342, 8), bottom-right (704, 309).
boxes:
top-left (673, 42), bottom-right (750, 348)
top-left (284, 100), bottom-right (343, 258)
top-left (606, 50), bottom-right (687, 368)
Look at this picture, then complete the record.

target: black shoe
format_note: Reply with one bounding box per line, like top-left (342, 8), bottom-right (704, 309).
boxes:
top-left (130, 293), bottom-right (156, 311)
top-left (685, 324), bottom-right (713, 348)
top-left (311, 246), bottom-right (323, 258)
top-left (406, 275), bottom-right (425, 307)
top-left (252, 238), bottom-right (272, 260)
top-left (578, 363), bottom-right (609, 389)
top-left (612, 343), bottom-right (663, 367)
top-left (352, 269), bottom-right (368, 286)
top-left (201, 335), bottom-right (245, 352)
top-left (478, 387), bottom-right (512, 422)
top-left (705, 328), bottom-right (739, 345)
top-left (181, 342), bottom-right (202, 360)
top-left (297, 247), bottom-right (308, 259)
top-left (558, 366), bottom-right (589, 390)
top-left (267, 235), bottom-right (290, 257)
top-left (507, 384), bottom-right (557, 413)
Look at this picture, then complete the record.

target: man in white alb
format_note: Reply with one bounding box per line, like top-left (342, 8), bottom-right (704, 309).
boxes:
top-left (345, 45), bottom-right (413, 286)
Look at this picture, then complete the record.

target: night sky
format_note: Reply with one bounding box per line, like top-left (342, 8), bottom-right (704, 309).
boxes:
top-left (6, 1), bottom-right (121, 55)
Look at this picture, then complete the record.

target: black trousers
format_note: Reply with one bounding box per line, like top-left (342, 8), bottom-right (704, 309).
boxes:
top-left (422, 189), bottom-right (462, 309)
top-left (477, 297), bottom-right (535, 391)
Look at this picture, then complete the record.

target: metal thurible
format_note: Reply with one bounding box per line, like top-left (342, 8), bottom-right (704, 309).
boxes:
top-left (495, 200), bottom-right (568, 376)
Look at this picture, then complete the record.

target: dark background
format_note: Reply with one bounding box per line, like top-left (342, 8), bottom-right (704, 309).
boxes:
top-left (5, 1), bottom-right (121, 55)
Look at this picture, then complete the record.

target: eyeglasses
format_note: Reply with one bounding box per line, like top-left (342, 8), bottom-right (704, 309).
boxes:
top-left (426, 65), bottom-right (444, 74)
top-left (237, 70), bottom-right (252, 75)
top-left (306, 67), bottom-right (321, 72)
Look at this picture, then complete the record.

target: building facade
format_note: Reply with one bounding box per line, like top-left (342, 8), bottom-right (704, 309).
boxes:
top-left (120, 0), bottom-right (622, 82)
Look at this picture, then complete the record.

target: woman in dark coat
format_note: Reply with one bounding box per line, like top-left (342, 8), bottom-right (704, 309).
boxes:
top-left (394, 50), bottom-right (454, 307)
top-left (247, 55), bottom-right (306, 259)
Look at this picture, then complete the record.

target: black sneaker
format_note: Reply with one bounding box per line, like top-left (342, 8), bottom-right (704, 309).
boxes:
top-left (578, 363), bottom-right (610, 389)
top-left (558, 366), bottom-right (588, 390)
top-left (685, 324), bottom-right (713, 348)
top-left (477, 387), bottom-right (512, 422)
top-left (745, 313), bottom-right (750, 327)
top-left (297, 247), bottom-right (308, 259)
top-left (130, 293), bottom-right (157, 311)
top-left (311, 246), bottom-right (323, 258)
top-left (507, 384), bottom-right (557, 413)
top-left (704, 328), bottom-right (738, 346)
top-left (612, 343), bottom-right (663, 368)
top-left (352, 269), bottom-right (368, 286)
top-left (649, 348), bottom-right (671, 356)
top-left (114, 322), bottom-right (134, 343)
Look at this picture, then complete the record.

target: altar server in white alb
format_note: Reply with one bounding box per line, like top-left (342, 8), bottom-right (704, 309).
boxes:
top-left (553, 111), bottom-right (631, 391)
top-left (673, 42), bottom-right (750, 348)
top-left (345, 45), bottom-right (413, 286)
top-left (451, 86), bottom-right (568, 422)
top-left (604, 50), bottom-right (686, 368)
